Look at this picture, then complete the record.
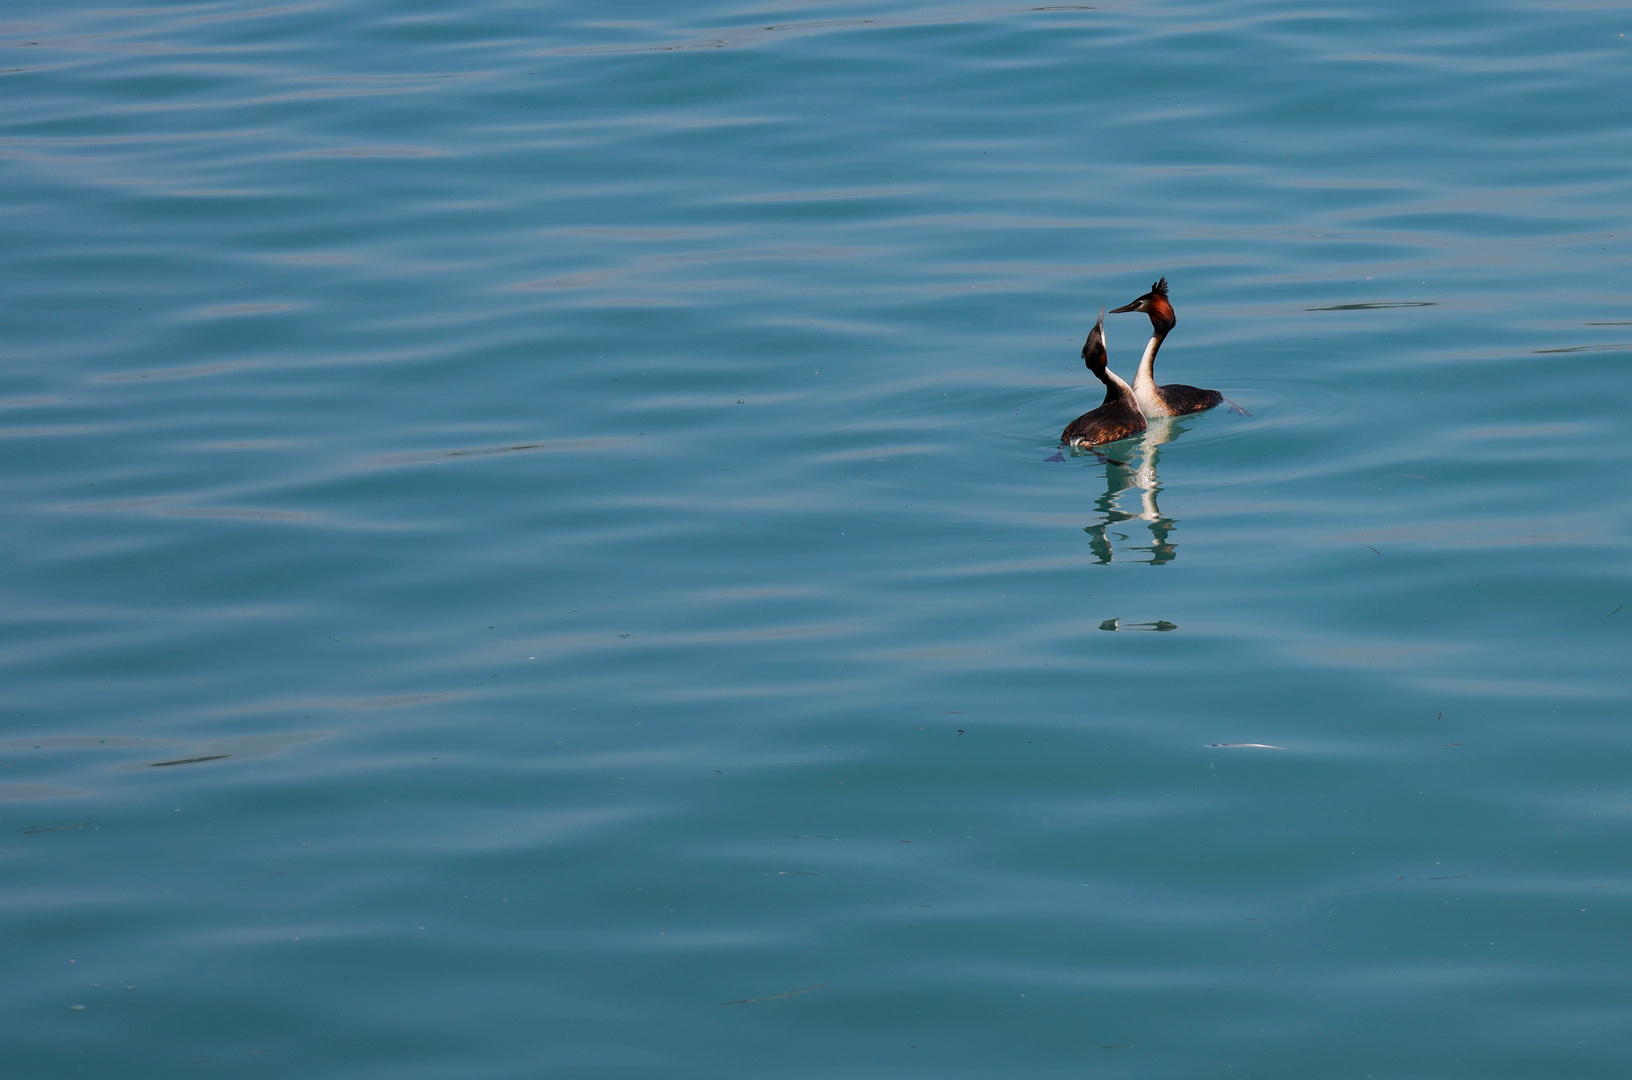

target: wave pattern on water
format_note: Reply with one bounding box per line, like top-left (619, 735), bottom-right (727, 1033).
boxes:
top-left (2, 0), bottom-right (1631, 1077)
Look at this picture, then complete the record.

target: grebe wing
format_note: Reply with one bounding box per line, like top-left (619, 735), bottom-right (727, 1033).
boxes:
top-left (1060, 404), bottom-right (1146, 450)
top-left (1158, 383), bottom-right (1224, 415)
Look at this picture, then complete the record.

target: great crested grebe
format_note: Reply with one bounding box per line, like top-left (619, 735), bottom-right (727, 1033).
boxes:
top-left (1109, 277), bottom-right (1247, 418)
top-left (1056, 309), bottom-right (1147, 459)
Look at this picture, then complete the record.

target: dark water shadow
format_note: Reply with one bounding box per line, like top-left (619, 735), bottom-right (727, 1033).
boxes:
top-left (1306, 301), bottom-right (1435, 310)
top-left (1533, 342), bottom-right (1632, 354)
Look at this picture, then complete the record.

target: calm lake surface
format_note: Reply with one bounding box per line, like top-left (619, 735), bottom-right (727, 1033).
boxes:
top-left (4, 1), bottom-right (1630, 1077)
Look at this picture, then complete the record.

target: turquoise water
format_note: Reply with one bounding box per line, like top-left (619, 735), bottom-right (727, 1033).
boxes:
top-left (4, 1), bottom-right (1631, 1076)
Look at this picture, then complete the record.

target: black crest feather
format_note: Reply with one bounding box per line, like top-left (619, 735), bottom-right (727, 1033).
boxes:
top-left (1081, 309), bottom-right (1107, 368)
top-left (1150, 277), bottom-right (1169, 298)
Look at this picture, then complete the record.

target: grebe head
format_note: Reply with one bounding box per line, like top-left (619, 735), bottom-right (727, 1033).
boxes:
top-left (1109, 277), bottom-right (1176, 334)
top-left (1081, 308), bottom-right (1108, 373)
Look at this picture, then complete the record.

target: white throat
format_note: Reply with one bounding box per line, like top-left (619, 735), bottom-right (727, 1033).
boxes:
top-left (1132, 332), bottom-right (1174, 417)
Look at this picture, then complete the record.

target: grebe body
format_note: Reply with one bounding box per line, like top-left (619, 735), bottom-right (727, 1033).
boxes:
top-left (1109, 277), bottom-right (1234, 418)
top-left (1059, 311), bottom-right (1147, 451)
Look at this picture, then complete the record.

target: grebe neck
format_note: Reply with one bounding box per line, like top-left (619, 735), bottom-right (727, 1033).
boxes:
top-left (1094, 365), bottom-right (1137, 408)
top-left (1132, 330), bottom-right (1172, 416)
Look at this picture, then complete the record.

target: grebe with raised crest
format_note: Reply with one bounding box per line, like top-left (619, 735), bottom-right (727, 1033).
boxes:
top-left (1053, 309), bottom-right (1147, 462)
top-left (1109, 277), bottom-right (1248, 418)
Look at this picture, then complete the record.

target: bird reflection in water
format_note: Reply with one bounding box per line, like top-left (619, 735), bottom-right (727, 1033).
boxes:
top-left (1070, 418), bottom-right (1187, 565)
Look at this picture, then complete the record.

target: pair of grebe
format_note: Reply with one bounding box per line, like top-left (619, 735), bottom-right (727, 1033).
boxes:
top-left (1058, 278), bottom-right (1245, 457)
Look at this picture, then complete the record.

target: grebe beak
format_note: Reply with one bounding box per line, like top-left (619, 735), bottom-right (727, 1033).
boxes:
top-left (1108, 298), bottom-right (1143, 314)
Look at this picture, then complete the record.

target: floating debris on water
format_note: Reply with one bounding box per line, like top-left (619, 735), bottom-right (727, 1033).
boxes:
top-left (23, 818), bottom-right (99, 834)
top-left (721, 981), bottom-right (829, 1005)
top-left (1099, 618), bottom-right (1177, 632)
